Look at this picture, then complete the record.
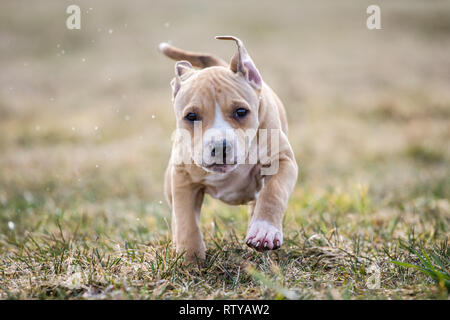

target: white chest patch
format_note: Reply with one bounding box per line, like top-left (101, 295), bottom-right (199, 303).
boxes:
top-left (202, 165), bottom-right (263, 205)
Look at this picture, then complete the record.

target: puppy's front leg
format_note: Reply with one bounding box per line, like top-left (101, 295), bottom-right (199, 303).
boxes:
top-left (246, 144), bottom-right (298, 251)
top-left (171, 168), bottom-right (206, 262)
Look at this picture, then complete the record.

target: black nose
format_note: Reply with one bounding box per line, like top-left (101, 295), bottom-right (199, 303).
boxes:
top-left (211, 139), bottom-right (231, 163)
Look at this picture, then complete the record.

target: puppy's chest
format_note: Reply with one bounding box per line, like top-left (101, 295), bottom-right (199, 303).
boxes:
top-left (202, 165), bottom-right (263, 205)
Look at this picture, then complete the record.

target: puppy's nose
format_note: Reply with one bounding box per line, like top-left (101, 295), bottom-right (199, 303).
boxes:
top-left (211, 139), bottom-right (232, 162)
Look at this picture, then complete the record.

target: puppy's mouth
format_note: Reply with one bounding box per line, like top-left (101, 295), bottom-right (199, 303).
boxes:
top-left (202, 163), bottom-right (237, 174)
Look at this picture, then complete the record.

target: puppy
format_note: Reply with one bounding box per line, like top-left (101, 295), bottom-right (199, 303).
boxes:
top-left (159, 36), bottom-right (298, 262)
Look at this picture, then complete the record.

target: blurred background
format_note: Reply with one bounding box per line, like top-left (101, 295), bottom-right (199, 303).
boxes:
top-left (0, 0), bottom-right (449, 232)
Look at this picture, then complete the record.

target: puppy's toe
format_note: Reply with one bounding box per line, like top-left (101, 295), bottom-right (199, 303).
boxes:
top-left (245, 220), bottom-right (283, 252)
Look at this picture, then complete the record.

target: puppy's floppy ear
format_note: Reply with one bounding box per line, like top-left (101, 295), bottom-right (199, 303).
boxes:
top-left (171, 60), bottom-right (194, 99)
top-left (215, 35), bottom-right (262, 90)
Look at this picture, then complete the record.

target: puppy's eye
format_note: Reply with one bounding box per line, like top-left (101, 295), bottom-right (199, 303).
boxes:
top-left (234, 108), bottom-right (248, 118)
top-left (185, 112), bottom-right (198, 122)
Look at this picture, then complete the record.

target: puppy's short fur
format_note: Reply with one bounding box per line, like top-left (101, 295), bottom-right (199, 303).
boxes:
top-left (159, 36), bottom-right (298, 262)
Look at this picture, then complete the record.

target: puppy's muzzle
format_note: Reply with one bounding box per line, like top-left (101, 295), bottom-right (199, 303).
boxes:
top-left (210, 139), bottom-right (232, 163)
top-left (203, 139), bottom-right (237, 173)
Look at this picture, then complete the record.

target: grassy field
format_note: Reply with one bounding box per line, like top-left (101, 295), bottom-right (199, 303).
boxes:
top-left (0, 0), bottom-right (449, 299)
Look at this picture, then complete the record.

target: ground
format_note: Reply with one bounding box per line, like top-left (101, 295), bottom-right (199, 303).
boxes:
top-left (0, 0), bottom-right (449, 299)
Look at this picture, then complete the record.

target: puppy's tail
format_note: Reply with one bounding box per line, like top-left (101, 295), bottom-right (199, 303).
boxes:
top-left (158, 42), bottom-right (227, 69)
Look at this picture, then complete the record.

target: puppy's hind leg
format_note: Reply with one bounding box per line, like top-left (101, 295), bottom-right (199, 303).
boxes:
top-left (164, 165), bottom-right (177, 244)
top-left (164, 165), bottom-right (173, 208)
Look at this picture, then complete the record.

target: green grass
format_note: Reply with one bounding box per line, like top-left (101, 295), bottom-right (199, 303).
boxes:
top-left (0, 0), bottom-right (449, 299)
top-left (392, 242), bottom-right (450, 293)
top-left (0, 185), bottom-right (448, 299)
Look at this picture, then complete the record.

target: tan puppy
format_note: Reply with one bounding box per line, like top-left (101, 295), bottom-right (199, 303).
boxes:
top-left (159, 36), bottom-right (298, 262)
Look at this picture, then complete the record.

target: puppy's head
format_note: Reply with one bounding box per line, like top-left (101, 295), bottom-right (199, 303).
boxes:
top-left (171, 36), bottom-right (263, 174)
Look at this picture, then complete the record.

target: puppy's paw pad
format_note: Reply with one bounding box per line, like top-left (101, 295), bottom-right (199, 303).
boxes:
top-left (245, 220), bottom-right (282, 251)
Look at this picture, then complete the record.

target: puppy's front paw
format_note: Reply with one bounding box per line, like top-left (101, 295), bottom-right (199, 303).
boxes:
top-left (175, 240), bottom-right (206, 264)
top-left (183, 250), bottom-right (206, 264)
top-left (245, 220), bottom-right (282, 251)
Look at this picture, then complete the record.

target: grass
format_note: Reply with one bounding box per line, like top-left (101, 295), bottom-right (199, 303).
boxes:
top-left (392, 242), bottom-right (450, 292)
top-left (0, 185), bottom-right (448, 299)
top-left (0, 0), bottom-right (449, 299)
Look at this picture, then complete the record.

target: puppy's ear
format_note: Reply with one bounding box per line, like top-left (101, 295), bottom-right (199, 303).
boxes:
top-left (171, 60), bottom-right (194, 99)
top-left (215, 36), bottom-right (262, 90)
